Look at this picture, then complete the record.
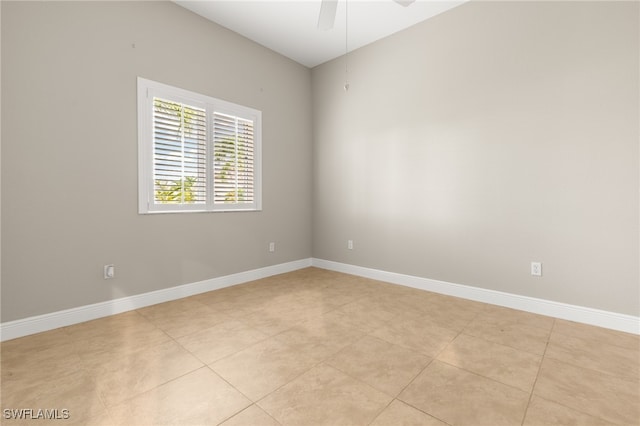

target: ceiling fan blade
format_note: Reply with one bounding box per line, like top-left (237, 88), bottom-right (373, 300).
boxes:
top-left (318, 0), bottom-right (338, 30)
top-left (393, 0), bottom-right (416, 6)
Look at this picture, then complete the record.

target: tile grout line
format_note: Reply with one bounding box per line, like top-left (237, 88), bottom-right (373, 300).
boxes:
top-left (241, 284), bottom-right (416, 419)
top-left (520, 318), bottom-right (554, 426)
top-left (336, 303), bottom-right (478, 425)
top-left (75, 313), bottom-right (183, 421)
top-left (198, 278), bottom-right (374, 416)
top-left (390, 309), bottom-right (553, 425)
top-left (542, 328), bottom-right (640, 382)
top-left (98, 306), bottom-right (278, 417)
top-left (214, 403), bottom-right (282, 426)
top-left (430, 317), bottom-right (548, 395)
top-left (250, 330), bottom-right (370, 407)
top-left (384, 313), bottom-right (476, 426)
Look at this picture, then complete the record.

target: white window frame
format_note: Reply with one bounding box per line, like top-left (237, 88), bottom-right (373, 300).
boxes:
top-left (137, 77), bottom-right (262, 214)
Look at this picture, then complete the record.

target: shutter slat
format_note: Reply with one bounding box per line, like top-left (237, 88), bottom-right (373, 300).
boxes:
top-left (153, 97), bottom-right (207, 205)
top-left (212, 112), bottom-right (255, 204)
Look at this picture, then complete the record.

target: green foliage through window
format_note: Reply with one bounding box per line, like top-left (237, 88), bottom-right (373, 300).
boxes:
top-left (154, 177), bottom-right (198, 204)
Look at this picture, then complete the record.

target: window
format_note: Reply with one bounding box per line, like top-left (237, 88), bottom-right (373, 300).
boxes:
top-left (137, 77), bottom-right (262, 213)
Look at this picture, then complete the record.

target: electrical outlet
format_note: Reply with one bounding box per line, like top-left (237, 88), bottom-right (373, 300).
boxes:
top-left (104, 264), bottom-right (115, 279)
top-left (531, 262), bottom-right (542, 277)
top-left (269, 242), bottom-right (275, 252)
top-left (347, 240), bottom-right (354, 250)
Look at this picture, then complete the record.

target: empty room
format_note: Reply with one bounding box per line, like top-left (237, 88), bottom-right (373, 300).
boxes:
top-left (1, 0), bottom-right (638, 425)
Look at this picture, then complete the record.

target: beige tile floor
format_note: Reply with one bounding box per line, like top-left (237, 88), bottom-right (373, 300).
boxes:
top-left (1, 267), bottom-right (639, 425)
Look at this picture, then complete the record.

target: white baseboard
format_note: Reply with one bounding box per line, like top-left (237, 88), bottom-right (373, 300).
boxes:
top-left (3, 257), bottom-right (637, 341)
top-left (312, 258), bottom-right (640, 335)
top-left (0, 258), bottom-right (312, 342)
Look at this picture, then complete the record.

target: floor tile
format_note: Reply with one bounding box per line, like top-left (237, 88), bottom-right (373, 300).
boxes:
top-left (363, 294), bottom-right (426, 319)
top-left (190, 287), bottom-right (250, 306)
top-left (237, 305), bottom-right (322, 336)
top-left (437, 333), bottom-right (542, 392)
top-left (258, 364), bottom-right (391, 426)
top-left (66, 311), bottom-right (172, 365)
top-left (63, 311), bottom-right (155, 340)
top-left (321, 300), bottom-right (397, 333)
top-left (75, 327), bottom-right (172, 370)
top-left (416, 302), bottom-right (478, 332)
top-left (370, 316), bottom-right (458, 357)
top-left (4, 269), bottom-right (638, 426)
top-left (390, 291), bottom-right (436, 314)
top-left (312, 288), bottom-right (362, 309)
top-left (73, 412), bottom-right (118, 426)
top-left (326, 335), bottom-right (431, 396)
top-left (426, 293), bottom-right (487, 313)
top-left (90, 340), bottom-right (203, 407)
top-left (523, 396), bottom-right (616, 426)
top-left (136, 297), bottom-right (208, 319)
top-left (2, 343), bottom-right (83, 387)
top-left (273, 317), bottom-right (366, 362)
top-left (0, 328), bottom-right (71, 359)
top-left (1, 369), bottom-right (106, 425)
top-left (463, 317), bottom-right (550, 355)
top-left (273, 294), bottom-right (327, 312)
top-left (370, 400), bottom-right (447, 426)
top-left (108, 367), bottom-right (251, 426)
top-left (220, 405), bottom-right (281, 426)
top-left (176, 319), bottom-right (268, 364)
top-left (137, 299), bottom-right (231, 338)
top-left (399, 361), bottom-right (529, 426)
top-left (533, 358), bottom-right (640, 425)
top-left (210, 338), bottom-right (318, 401)
top-left (194, 290), bottom-right (268, 318)
top-left (545, 331), bottom-right (639, 380)
top-left (553, 319), bottom-right (640, 350)
top-left (479, 305), bottom-right (555, 332)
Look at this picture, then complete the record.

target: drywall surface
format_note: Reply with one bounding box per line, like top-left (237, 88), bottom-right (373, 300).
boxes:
top-left (312, 1), bottom-right (639, 315)
top-left (1, 1), bottom-right (312, 321)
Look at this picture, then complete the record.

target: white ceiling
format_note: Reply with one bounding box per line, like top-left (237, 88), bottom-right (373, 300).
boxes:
top-left (174, 0), bottom-right (467, 68)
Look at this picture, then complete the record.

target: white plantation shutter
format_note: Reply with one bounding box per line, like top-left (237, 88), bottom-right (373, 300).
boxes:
top-left (213, 112), bottom-right (255, 204)
top-left (138, 78), bottom-right (261, 213)
top-left (153, 98), bottom-right (207, 205)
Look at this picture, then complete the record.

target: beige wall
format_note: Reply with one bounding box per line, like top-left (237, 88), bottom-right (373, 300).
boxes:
top-left (1, 1), bottom-right (313, 322)
top-left (2, 1), bottom-right (638, 323)
top-left (312, 1), bottom-right (639, 315)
